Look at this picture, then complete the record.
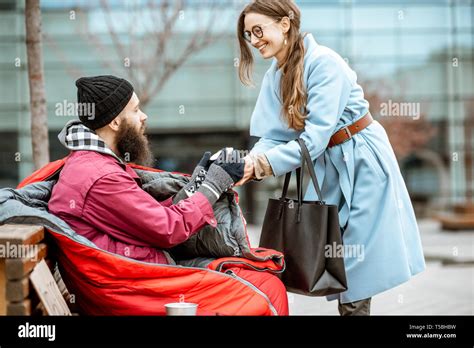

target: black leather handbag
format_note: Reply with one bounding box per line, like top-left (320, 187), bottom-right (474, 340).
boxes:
top-left (259, 138), bottom-right (347, 296)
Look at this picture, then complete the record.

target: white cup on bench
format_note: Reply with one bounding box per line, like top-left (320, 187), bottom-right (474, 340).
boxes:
top-left (165, 302), bottom-right (198, 316)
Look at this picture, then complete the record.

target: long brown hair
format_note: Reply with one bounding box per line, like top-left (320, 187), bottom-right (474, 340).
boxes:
top-left (237, 0), bottom-right (307, 131)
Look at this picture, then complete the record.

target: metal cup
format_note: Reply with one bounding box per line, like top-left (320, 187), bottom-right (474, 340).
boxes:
top-left (165, 302), bottom-right (198, 316)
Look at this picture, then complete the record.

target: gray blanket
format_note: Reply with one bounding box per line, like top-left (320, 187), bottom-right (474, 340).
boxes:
top-left (136, 169), bottom-right (249, 260)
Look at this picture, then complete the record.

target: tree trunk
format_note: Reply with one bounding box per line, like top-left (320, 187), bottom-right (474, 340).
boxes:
top-left (25, 0), bottom-right (49, 169)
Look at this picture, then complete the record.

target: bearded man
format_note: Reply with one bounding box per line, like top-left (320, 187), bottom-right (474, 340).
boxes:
top-left (48, 75), bottom-right (245, 265)
top-left (47, 75), bottom-right (289, 315)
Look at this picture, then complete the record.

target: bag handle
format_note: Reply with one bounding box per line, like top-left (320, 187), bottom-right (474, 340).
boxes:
top-left (297, 138), bottom-right (324, 202)
top-left (281, 168), bottom-right (302, 197)
top-left (280, 138), bottom-right (324, 202)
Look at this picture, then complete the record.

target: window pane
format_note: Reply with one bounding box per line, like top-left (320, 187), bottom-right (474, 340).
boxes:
top-left (455, 5), bottom-right (473, 28)
top-left (301, 8), bottom-right (345, 31)
top-left (352, 34), bottom-right (397, 57)
top-left (352, 7), bottom-right (401, 30)
top-left (400, 34), bottom-right (449, 57)
top-left (397, 6), bottom-right (450, 29)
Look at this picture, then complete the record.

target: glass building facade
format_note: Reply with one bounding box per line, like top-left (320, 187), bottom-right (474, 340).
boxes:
top-left (0, 0), bottom-right (472, 223)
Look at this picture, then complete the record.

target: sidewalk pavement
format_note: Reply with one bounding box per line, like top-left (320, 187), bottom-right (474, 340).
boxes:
top-left (246, 219), bottom-right (474, 315)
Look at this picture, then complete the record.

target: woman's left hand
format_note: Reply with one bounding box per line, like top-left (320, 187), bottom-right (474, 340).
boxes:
top-left (234, 156), bottom-right (254, 187)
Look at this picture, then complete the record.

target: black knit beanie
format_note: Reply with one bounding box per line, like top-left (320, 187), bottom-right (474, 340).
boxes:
top-left (75, 75), bottom-right (134, 130)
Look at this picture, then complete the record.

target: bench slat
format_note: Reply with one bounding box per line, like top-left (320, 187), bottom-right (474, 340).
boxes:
top-left (7, 299), bottom-right (31, 316)
top-left (6, 277), bottom-right (30, 302)
top-left (5, 243), bottom-right (48, 280)
top-left (0, 259), bottom-right (5, 315)
top-left (0, 224), bottom-right (44, 246)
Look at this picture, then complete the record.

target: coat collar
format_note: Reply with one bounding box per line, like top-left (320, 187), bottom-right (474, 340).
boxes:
top-left (269, 33), bottom-right (319, 97)
top-left (59, 120), bottom-right (142, 185)
top-left (58, 120), bottom-right (125, 165)
top-left (269, 33), bottom-right (319, 75)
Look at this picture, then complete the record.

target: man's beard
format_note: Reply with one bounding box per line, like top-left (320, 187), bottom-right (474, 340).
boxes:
top-left (116, 121), bottom-right (155, 167)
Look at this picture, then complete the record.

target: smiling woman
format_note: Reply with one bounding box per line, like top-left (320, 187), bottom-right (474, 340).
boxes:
top-left (234, 0), bottom-right (426, 316)
top-left (238, 0), bottom-right (307, 132)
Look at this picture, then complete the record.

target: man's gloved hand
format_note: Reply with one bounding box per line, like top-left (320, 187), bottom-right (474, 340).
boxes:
top-left (196, 151), bottom-right (213, 172)
top-left (197, 154), bottom-right (245, 205)
top-left (172, 151), bottom-right (212, 203)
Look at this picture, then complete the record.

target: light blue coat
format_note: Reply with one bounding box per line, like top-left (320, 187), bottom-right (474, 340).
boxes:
top-left (249, 33), bottom-right (426, 303)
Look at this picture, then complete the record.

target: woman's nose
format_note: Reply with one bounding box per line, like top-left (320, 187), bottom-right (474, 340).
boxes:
top-left (250, 35), bottom-right (260, 47)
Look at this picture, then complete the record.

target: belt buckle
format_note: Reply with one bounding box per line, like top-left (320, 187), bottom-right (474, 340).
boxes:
top-left (340, 126), bottom-right (352, 144)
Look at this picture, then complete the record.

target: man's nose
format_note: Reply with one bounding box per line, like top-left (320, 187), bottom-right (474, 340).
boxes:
top-left (140, 112), bottom-right (148, 122)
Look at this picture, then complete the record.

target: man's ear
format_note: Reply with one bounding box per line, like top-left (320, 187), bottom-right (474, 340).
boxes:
top-left (108, 116), bottom-right (122, 132)
top-left (280, 16), bottom-right (291, 34)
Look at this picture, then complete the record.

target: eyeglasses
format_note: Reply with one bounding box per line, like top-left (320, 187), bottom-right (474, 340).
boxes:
top-left (243, 19), bottom-right (280, 43)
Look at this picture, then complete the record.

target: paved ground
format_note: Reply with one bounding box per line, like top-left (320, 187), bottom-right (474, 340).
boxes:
top-left (246, 219), bottom-right (474, 315)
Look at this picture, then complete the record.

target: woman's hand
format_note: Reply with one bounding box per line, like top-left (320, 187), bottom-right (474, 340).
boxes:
top-left (234, 156), bottom-right (255, 187)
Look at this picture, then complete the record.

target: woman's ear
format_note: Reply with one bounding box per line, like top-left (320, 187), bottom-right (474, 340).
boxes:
top-left (280, 16), bottom-right (291, 34)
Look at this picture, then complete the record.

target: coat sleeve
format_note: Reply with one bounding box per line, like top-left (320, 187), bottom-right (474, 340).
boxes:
top-left (263, 54), bottom-right (353, 177)
top-left (82, 171), bottom-right (217, 249)
top-left (250, 137), bottom-right (286, 156)
top-left (160, 197), bottom-right (174, 207)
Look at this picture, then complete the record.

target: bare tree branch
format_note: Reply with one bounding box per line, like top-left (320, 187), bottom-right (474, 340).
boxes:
top-left (146, 0), bottom-right (227, 100)
top-left (43, 33), bottom-right (84, 77)
top-left (76, 11), bottom-right (124, 77)
top-left (48, 0), bottom-right (231, 107)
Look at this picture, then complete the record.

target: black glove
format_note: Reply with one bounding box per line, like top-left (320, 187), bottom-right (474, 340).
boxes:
top-left (196, 151), bottom-right (213, 171)
top-left (172, 151), bottom-right (212, 203)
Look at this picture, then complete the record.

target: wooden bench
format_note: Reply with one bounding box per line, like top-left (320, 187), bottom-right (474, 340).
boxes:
top-left (0, 224), bottom-right (73, 315)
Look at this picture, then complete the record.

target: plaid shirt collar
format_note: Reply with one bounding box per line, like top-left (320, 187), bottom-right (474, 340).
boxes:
top-left (58, 120), bottom-right (125, 165)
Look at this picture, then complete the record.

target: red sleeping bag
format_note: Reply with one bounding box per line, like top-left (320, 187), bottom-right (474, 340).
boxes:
top-left (18, 158), bottom-right (288, 316)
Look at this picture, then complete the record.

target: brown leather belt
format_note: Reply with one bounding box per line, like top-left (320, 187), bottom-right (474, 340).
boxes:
top-left (328, 112), bottom-right (374, 148)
